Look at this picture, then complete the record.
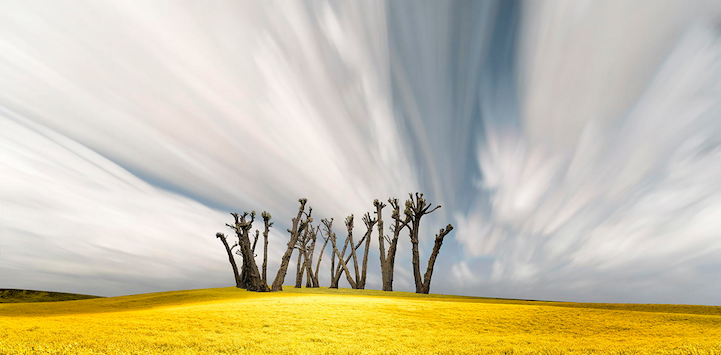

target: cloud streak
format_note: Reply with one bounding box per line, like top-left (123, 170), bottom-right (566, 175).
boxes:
top-left (1, 0), bottom-right (721, 304)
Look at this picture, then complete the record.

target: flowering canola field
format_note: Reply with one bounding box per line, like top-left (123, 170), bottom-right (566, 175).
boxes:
top-left (1, 287), bottom-right (720, 354)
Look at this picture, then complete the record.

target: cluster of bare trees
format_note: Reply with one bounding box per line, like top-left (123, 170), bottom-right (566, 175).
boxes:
top-left (216, 193), bottom-right (453, 294)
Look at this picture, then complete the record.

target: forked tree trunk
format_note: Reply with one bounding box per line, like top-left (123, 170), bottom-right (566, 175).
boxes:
top-left (345, 215), bottom-right (361, 287)
top-left (216, 232), bottom-right (241, 288)
top-left (378, 198), bottom-right (408, 291)
top-left (227, 212), bottom-right (267, 292)
top-left (419, 225), bottom-right (453, 294)
top-left (303, 226), bottom-right (318, 287)
top-left (296, 226), bottom-right (312, 288)
top-left (404, 193), bottom-right (451, 294)
top-left (272, 199), bottom-right (311, 291)
top-left (324, 218), bottom-right (357, 289)
top-left (331, 234), bottom-right (351, 288)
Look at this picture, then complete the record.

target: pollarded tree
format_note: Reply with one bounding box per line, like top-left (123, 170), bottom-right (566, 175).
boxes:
top-left (377, 198), bottom-right (410, 291)
top-left (358, 212), bottom-right (377, 289)
top-left (404, 193), bottom-right (454, 294)
top-left (325, 218), bottom-right (357, 289)
top-left (325, 215), bottom-right (374, 289)
top-left (271, 198), bottom-right (312, 291)
top-left (226, 211), bottom-right (269, 292)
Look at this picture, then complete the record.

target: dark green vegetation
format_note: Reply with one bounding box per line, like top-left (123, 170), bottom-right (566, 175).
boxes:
top-left (0, 289), bottom-right (101, 303)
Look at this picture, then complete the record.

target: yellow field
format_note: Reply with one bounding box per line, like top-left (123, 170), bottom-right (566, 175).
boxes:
top-left (1, 287), bottom-right (720, 354)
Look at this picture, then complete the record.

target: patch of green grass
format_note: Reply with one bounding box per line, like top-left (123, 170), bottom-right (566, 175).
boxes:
top-left (0, 289), bottom-right (101, 303)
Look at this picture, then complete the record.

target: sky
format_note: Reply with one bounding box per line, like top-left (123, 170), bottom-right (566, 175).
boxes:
top-left (1, 0), bottom-right (721, 305)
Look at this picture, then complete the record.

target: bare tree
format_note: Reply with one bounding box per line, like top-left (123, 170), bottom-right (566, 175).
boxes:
top-left (324, 218), bottom-right (357, 289)
top-left (376, 198), bottom-right (409, 291)
top-left (302, 226), bottom-right (320, 288)
top-left (295, 226), bottom-right (311, 288)
top-left (272, 198), bottom-right (312, 291)
top-left (324, 218), bottom-right (340, 288)
top-left (404, 193), bottom-right (453, 294)
top-left (419, 224), bottom-right (453, 294)
top-left (345, 215), bottom-right (361, 287)
top-left (226, 211), bottom-right (268, 292)
top-left (312, 225), bottom-right (329, 288)
top-left (261, 211), bottom-right (273, 287)
top-left (216, 232), bottom-right (241, 288)
top-left (324, 215), bottom-right (373, 289)
top-left (358, 212), bottom-right (377, 289)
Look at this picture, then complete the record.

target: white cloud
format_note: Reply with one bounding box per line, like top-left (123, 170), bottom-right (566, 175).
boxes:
top-left (458, 11), bottom-right (721, 303)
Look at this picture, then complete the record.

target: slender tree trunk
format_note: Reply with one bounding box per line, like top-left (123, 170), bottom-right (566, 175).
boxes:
top-left (295, 247), bottom-right (304, 288)
top-left (332, 241), bottom-right (357, 289)
top-left (409, 217), bottom-right (423, 293)
top-left (326, 218), bottom-right (356, 289)
top-left (314, 234), bottom-right (329, 288)
top-left (375, 200), bottom-right (387, 289)
top-left (252, 230), bottom-right (259, 254)
top-left (330, 235), bottom-right (349, 288)
top-left (330, 243), bottom-right (336, 287)
top-left (345, 215), bottom-right (361, 287)
top-left (216, 233), bottom-right (241, 288)
top-left (419, 225), bottom-right (453, 294)
top-left (272, 199), bottom-right (311, 291)
top-left (358, 213), bottom-right (376, 289)
top-left (261, 212), bottom-right (273, 288)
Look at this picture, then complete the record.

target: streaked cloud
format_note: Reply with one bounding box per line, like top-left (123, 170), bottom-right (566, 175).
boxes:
top-left (1, 0), bottom-right (720, 304)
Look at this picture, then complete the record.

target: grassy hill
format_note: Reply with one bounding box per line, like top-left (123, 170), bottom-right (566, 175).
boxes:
top-left (1, 287), bottom-right (719, 354)
top-left (0, 289), bottom-right (101, 303)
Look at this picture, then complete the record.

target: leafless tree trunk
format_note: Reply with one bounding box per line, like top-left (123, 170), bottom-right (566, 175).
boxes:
top-left (330, 232), bottom-right (336, 287)
top-left (252, 230), bottom-right (259, 255)
top-left (303, 226), bottom-right (319, 287)
top-left (379, 198), bottom-right (409, 291)
top-left (226, 211), bottom-right (268, 292)
top-left (358, 212), bottom-right (377, 289)
top-left (419, 224), bottom-right (454, 294)
top-left (313, 227), bottom-right (329, 288)
top-left (216, 232), bottom-right (241, 288)
top-left (295, 226), bottom-right (313, 288)
top-left (272, 199), bottom-right (312, 291)
top-left (295, 231), bottom-right (305, 288)
top-left (261, 212), bottom-right (273, 287)
top-left (345, 215), bottom-right (361, 287)
top-left (324, 218), bottom-right (357, 289)
top-left (404, 193), bottom-right (452, 294)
